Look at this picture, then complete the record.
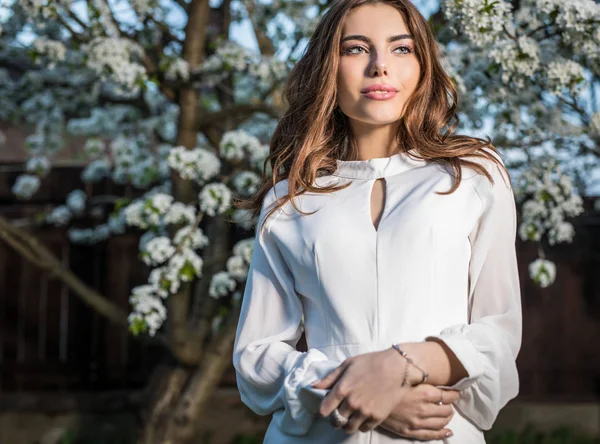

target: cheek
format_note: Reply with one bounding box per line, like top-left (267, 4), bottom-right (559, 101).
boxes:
top-left (401, 61), bottom-right (421, 91)
top-left (337, 63), bottom-right (361, 102)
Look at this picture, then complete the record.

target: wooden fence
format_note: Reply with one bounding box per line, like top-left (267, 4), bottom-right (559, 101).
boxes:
top-left (1, 164), bottom-right (599, 401)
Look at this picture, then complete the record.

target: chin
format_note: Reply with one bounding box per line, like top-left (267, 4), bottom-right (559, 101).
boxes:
top-left (352, 112), bottom-right (403, 126)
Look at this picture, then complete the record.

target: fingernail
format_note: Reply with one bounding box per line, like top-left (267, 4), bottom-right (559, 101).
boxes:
top-left (311, 379), bottom-right (321, 386)
top-left (445, 430), bottom-right (453, 437)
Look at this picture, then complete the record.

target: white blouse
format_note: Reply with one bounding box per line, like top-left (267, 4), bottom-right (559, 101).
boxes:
top-left (232, 148), bottom-right (522, 444)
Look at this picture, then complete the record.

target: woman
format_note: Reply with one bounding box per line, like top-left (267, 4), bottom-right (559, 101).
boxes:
top-left (232, 0), bottom-right (522, 442)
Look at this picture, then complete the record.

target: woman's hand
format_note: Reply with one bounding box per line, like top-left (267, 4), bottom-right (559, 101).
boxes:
top-left (375, 384), bottom-right (459, 440)
top-left (311, 348), bottom-right (413, 434)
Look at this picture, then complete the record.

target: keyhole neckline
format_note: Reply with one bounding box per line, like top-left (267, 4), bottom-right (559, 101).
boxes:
top-left (332, 149), bottom-right (426, 180)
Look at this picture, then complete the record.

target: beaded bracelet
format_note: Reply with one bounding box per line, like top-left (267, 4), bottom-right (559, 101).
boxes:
top-left (391, 343), bottom-right (430, 386)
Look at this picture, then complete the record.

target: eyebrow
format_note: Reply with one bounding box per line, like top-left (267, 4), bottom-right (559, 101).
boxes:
top-left (341, 34), bottom-right (414, 44)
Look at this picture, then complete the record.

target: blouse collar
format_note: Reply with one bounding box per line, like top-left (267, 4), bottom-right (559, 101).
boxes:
top-left (332, 149), bottom-right (426, 179)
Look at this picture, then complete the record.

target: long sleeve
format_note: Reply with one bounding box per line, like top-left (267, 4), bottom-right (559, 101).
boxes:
top-left (232, 188), bottom-right (341, 436)
top-left (425, 151), bottom-right (522, 430)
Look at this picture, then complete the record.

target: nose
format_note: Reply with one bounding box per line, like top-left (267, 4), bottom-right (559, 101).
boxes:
top-left (369, 53), bottom-right (388, 77)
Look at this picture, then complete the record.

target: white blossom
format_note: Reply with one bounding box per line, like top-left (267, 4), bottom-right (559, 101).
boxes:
top-left (199, 183), bottom-right (233, 216)
top-left (84, 37), bottom-right (147, 89)
top-left (141, 237), bottom-right (176, 266)
top-left (227, 255), bottom-right (249, 281)
top-left (546, 58), bottom-right (586, 96)
top-left (219, 130), bottom-right (262, 162)
top-left (84, 138), bottom-right (106, 158)
top-left (12, 174), bottom-right (41, 200)
top-left (443, 0), bottom-right (515, 47)
top-left (232, 208), bottom-right (257, 230)
top-left (528, 258), bottom-right (557, 288)
top-left (167, 146), bottom-right (221, 183)
top-left (164, 58), bottom-right (190, 82)
top-left (209, 271), bottom-right (237, 298)
top-left (232, 171), bottom-right (261, 196)
top-left (173, 226), bottom-right (209, 250)
top-left (47, 205), bottom-right (72, 226)
top-left (164, 202), bottom-right (197, 226)
top-left (233, 238), bottom-right (254, 264)
top-left (488, 36), bottom-right (540, 87)
top-left (33, 38), bottom-right (66, 67)
top-left (26, 156), bottom-right (51, 177)
top-left (66, 190), bottom-right (87, 215)
top-left (82, 158), bottom-right (111, 183)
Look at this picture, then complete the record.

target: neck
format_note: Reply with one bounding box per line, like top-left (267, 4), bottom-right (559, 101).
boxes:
top-left (347, 119), bottom-right (403, 161)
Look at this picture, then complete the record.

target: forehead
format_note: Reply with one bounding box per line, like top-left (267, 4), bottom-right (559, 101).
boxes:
top-left (342, 3), bottom-right (409, 36)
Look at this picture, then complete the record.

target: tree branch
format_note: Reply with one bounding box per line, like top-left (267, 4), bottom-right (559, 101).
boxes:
top-left (245, 0), bottom-right (275, 56)
top-left (0, 216), bottom-right (130, 327)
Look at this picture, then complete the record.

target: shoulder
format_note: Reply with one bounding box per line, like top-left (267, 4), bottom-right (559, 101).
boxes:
top-left (462, 148), bottom-right (515, 217)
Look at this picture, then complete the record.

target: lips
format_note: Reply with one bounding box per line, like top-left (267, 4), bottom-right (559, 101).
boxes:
top-left (360, 84), bottom-right (398, 93)
top-left (361, 84), bottom-right (398, 101)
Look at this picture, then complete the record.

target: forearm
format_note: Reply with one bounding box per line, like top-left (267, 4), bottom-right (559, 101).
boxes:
top-left (394, 339), bottom-right (468, 387)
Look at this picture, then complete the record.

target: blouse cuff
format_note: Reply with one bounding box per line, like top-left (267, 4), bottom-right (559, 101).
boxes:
top-left (276, 349), bottom-right (342, 435)
top-left (425, 326), bottom-right (485, 391)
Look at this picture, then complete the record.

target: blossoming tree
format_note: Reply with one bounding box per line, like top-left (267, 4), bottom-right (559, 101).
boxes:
top-left (0, 0), bottom-right (597, 441)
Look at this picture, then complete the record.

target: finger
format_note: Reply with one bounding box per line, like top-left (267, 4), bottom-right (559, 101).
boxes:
top-left (402, 428), bottom-right (454, 440)
top-left (318, 380), bottom-right (348, 418)
top-left (420, 403), bottom-right (454, 418)
top-left (311, 363), bottom-right (347, 389)
top-left (342, 410), bottom-right (370, 435)
top-left (413, 416), bottom-right (454, 431)
top-left (337, 398), bottom-right (354, 419)
top-left (358, 417), bottom-right (380, 433)
top-left (442, 389), bottom-right (460, 404)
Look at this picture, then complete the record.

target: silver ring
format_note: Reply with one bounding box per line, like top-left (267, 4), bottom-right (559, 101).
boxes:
top-left (330, 408), bottom-right (349, 427)
top-left (438, 390), bottom-right (444, 405)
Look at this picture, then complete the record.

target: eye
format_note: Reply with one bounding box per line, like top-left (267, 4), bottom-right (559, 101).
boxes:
top-left (343, 45), bottom-right (367, 55)
top-left (394, 45), bottom-right (413, 54)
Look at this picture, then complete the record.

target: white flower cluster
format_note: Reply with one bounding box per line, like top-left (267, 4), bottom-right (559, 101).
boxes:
top-left (232, 208), bottom-right (258, 230)
top-left (84, 37), bottom-right (147, 89)
top-left (488, 36), bottom-right (540, 87)
top-left (26, 156), bottom-right (51, 177)
top-left (67, 224), bottom-right (112, 244)
top-left (82, 157), bottom-right (111, 183)
top-left (33, 38), bottom-right (67, 68)
top-left (198, 40), bottom-right (250, 86)
top-left (129, 245), bottom-right (204, 335)
top-left (128, 285), bottom-right (167, 336)
top-left (546, 58), bottom-right (586, 96)
top-left (248, 56), bottom-right (288, 88)
top-left (536, 0), bottom-right (600, 57)
top-left (141, 236), bottom-right (176, 266)
top-left (232, 171), bottom-right (261, 197)
top-left (84, 138), bottom-right (106, 158)
top-left (167, 146), bottom-right (221, 183)
top-left (164, 58), bottom-right (190, 82)
top-left (208, 237), bottom-right (255, 299)
top-left (219, 130), bottom-right (269, 170)
top-left (199, 183), bottom-right (233, 217)
top-left (443, 0), bottom-right (515, 47)
top-left (517, 159), bottom-right (584, 247)
top-left (124, 193), bottom-right (196, 230)
top-left (12, 174), bottom-right (41, 200)
top-left (528, 258), bottom-right (557, 288)
top-left (67, 189), bottom-right (87, 215)
top-left (173, 226), bottom-right (209, 250)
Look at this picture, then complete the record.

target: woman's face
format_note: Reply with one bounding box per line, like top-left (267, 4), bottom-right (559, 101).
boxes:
top-left (336, 3), bottom-right (421, 126)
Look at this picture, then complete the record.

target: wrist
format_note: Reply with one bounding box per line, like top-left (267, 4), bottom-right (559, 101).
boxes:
top-left (391, 343), bottom-right (429, 386)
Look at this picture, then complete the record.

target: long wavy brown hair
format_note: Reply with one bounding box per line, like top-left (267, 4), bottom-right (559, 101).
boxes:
top-left (235, 0), bottom-right (508, 232)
